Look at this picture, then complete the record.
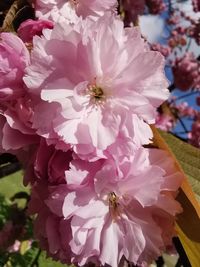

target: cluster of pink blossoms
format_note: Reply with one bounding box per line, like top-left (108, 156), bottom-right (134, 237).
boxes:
top-left (0, 1), bottom-right (184, 266)
top-left (155, 113), bottom-right (174, 132)
top-left (192, 0), bottom-right (200, 12)
top-left (151, 43), bottom-right (171, 58)
top-left (189, 114), bottom-right (200, 148)
top-left (121, 0), bottom-right (166, 25)
top-left (172, 53), bottom-right (200, 91)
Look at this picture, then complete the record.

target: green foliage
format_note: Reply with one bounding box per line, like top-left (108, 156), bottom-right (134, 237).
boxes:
top-left (0, 171), bottom-right (71, 266)
top-left (0, 240), bottom-right (70, 267)
top-left (0, 171), bottom-right (29, 199)
top-left (38, 252), bottom-right (70, 267)
top-left (152, 128), bottom-right (200, 267)
top-left (2, 244), bottom-right (38, 267)
top-left (157, 130), bottom-right (200, 201)
top-left (0, 195), bottom-right (11, 228)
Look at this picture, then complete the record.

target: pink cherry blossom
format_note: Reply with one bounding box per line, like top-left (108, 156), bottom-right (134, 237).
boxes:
top-left (189, 20), bottom-right (200, 45)
top-left (0, 33), bottom-right (30, 102)
top-left (60, 148), bottom-right (182, 266)
top-left (171, 101), bottom-right (198, 118)
top-left (0, 33), bottom-right (39, 153)
top-left (25, 138), bottom-right (183, 267)
top-left (172, 53), bottom-right (200, 91)
top-left (155, 113), bottom-right (174, 131)
top-left (0, 95), bottom-right (39, 153)
top-left (188, 114), bottom-right (200, 148)
top-left (24, 14), bottom-right (169, 157)
top-left (151, 43), bottom-right (171, 57)
top-left (35, 0), bottom-right (117, 22)
top-left (18, 19), bottom-right (54, 43)
top-left (192, 0), bottom-right (200, 12)
top-left (7, 240), bottom-right (21, 253)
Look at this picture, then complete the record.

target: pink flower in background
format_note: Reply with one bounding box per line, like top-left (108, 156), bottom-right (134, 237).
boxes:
top-left (0, 33), bottom-right (30, 102)
top-left (7, 240), bottom-right (21, 253)
top-left (155, 113), bottom-right (174, 131)
top-left (121, 0), bottom-right (145, 25)
top-left (7, 239), bottom-right (31, 253)
top-left (151, 43), bottom-right (171, 57)
top-left (172, 53), bottom-right (200, 91)
top-left (192, 0), bottom-right (200, 12)
top-left (18, 19), bottom-right (54, 43)
top-left (168, 31), bottom-right (187, 49)
top-left (121, 0), bottom-right (165, 25)
top-left (172, 101), bottom-right (198, 118)
top-left (189, 20), bottom-right (200, 46)
top-left (188, 114), bottom-right (200, 148)
top-left (24, 14), bottom-right (169, 157)
top-left (146, 0), bottom-right (166, 14)
top-left (35, 0), bottom-right (117, 22)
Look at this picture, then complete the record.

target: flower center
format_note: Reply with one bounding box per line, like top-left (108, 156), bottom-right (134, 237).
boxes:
top-left (108, 192), bottom-right (121, 220)
top-left (109, 192), bottom-right (118, 210)
top-left (88, 84), bottom-right (105, 103)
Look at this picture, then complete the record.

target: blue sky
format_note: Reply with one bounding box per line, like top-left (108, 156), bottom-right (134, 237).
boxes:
top-left (139, 0), bottom-right (200, 138)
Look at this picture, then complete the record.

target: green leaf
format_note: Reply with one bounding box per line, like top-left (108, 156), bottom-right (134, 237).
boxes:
top-left (0, 173), bottom-right (72, 267)
top-left (22, 243), bottom-right (40, 266)
top-left (0, 171), bottom-right (29, 198)
top-left (152, 127), bottom-right (200, 217)
top-left (38, 252), bottom-right (71, 267)
top-left (20, 240), bottom-right (31, 255)
top-left (0, 171), bottom-right (30, 209)
top-left (152, 127), bottom-right (200, 267)
top-left (159, 130), bottom-right (200, 200)
top-left (0, 194), bottom-right (11, 228)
